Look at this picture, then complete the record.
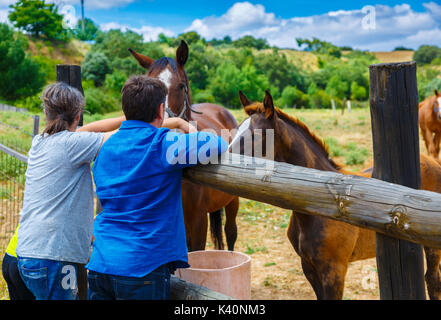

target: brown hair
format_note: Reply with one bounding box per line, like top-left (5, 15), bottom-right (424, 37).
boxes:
top-left (121, 76), bottom-right (168, 123)
top-left (42, 82), bottom-right (85, 135)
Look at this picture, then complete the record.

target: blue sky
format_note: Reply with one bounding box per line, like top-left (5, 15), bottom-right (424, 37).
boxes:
top-left (84, 0), bottom-right (430, 31)
top-left (1, 0), bottom-right (440, 50)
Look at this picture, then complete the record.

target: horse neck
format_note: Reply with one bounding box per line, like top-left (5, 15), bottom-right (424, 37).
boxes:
top-left (276, 117), bottom-right (339, 172)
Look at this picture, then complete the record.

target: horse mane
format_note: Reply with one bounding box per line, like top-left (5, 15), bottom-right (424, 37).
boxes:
top-left (147, 57), bottom-right (178, 75)
top-left (244, 103), bottom-right (342, 170)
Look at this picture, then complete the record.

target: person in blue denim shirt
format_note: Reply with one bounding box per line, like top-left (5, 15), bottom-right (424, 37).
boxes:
top-left (86, 76), bottom-right (228, 300)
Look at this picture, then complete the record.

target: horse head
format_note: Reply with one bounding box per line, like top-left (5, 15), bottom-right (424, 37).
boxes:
top-left (231, 90), bottom-right (340, 171)
top-left (229, 90), bottom-right (278, 161)
top-left (128, 40), bottom-right (193, 120)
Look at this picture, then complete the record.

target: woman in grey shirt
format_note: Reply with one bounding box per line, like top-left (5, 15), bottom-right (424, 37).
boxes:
top-left (15, 82), bottom-right (122, 300)
top-left (15, 81), bottom-right (196, 300)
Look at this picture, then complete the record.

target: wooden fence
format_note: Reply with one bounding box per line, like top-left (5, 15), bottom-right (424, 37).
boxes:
top-left (1, 62), bottom-right (436, 300)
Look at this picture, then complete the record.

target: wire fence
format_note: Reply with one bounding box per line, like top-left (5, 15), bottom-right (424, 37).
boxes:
top-left (0, 137), bottom-right (28, 251)
top-left (0, 109), bottom-right (37, 252)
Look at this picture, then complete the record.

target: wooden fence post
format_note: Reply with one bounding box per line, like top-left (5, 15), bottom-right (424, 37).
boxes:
top-left (32, 115), bottom-right (39, 137)
top-left (369, 61), bottom-right (426, 300)
top-left (56, 65), bottom-right (84, 127)
top-left (56, 65), bottom-right (87, 299)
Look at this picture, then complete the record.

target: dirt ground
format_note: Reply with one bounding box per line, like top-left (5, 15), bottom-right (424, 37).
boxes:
top-left (206, 199), bottom-right (380, 300)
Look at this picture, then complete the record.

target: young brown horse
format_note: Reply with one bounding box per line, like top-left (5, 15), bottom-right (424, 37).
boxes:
top-left (419, 89), bottom-right (441, 158)
top-left (233, 90), bottom-right (441, 300)
top-left (128, 41), bottom-right (240, 251)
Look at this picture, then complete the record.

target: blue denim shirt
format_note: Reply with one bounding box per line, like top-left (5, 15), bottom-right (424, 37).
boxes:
top-left (86, 120), bottom-right (228, 277)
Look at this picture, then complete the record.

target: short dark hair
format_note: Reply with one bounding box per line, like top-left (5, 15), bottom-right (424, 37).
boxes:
top-left (121, 76), bottom-right (168, 123)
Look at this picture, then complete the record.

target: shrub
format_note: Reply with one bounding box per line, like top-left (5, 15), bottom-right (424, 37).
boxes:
top-left (413, 45), bottom-right (441, 65)
top-left (82, 51), bottom-right (112, 87)
top-left (0, 23), bottom-right (46, 101)
top-left (104, 71), bottom-right (127, 94)
top-left (350, 82), bottom-right (367, 101)
top-left (277, 86), bottom-right (308, 108)
top-left (309, 89), bottom-right (332, 109)
top-left (84, 87), bottom-right (119, 114)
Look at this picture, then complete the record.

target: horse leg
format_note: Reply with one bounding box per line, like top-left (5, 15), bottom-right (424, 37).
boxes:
top-left (187, 208), bottom-right (208, 252)
top-left (424, 246), bottom-right (441, 300)
top-left (224, 197), bottom-right (239, 251)
top-left (434, 132), bottom-right (441, 159)
top-left (209, 210), bottom-right (224, 250)
top-left (287, 212), bottom-right (358, 300)
top-left (423, 129), bottom-right (437, 158)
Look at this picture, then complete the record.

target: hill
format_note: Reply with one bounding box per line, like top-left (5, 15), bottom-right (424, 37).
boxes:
top-left (27, 37), bottom-right (90, 65)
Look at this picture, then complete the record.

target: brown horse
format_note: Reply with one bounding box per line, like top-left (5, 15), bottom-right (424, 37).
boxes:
top-left (233, 90), bottom-right (441, 300)
top-left (419, 89), bottom-right (441, 158)
top-left (128, 41), bottom-right (240, 251)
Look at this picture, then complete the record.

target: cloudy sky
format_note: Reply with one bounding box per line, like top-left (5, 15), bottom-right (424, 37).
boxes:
top-left (0, 0), bottom-right (440, 51)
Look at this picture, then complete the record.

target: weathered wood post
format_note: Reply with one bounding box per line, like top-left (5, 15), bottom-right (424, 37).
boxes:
top-left (56, 64), bottom-right (87, 299)
top-left (369, 61), bottom-right (426, 300)
top-left (32, 115), bottom-right (39, 137)
top-left (56, 65), bottom-right (84, 126)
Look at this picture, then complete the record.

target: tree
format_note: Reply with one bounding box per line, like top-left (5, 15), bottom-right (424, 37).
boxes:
top-left (208, 62), bottom-right (269, 107)
top-left (413, 45), bottom-right (441, 65)
top-left (82, 51), bottom-right (112, 87)
top-left (325, 75), bottom-right (348, 99)
top-left (0, 23), bottom-right (46, 100)
top-left (233, 35), bottom-right (270, 50)
top-left (296, 38), bottom-right (342, 58)
top-left (73, 18), bottom-right (98, 41)
top-left (174, 31), bottom-right (204, 46)
top-left (350, 81), bottom-right (367, 101)
top-left (254, 50), bottom-right (307, 93)
top-left (8, 0), bottom-right (68, 41)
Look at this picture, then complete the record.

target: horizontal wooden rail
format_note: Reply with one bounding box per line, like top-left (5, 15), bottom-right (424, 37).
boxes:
top-left (184, 153), bottom-right (441, 249)
top-left (170, 275), bottom-right (235, 300)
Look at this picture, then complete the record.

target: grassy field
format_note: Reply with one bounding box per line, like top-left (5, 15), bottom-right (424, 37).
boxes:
top-left (0, 105), bottom-right (432, 300)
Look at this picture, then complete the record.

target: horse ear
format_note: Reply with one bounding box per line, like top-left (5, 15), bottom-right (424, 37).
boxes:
top-left (435, 89), bottom-right (440, 97)
top-left (263, 90), bottom-right (275, 119)
top-left (128, 48), bottom-right (154, 69)
top-left (239, 91), bottom-right (252, 108)
top-left (176, 40), bottom-right (189, 67)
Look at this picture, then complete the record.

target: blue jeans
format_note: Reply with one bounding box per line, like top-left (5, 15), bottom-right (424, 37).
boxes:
top-left (87, 263), bottom-right (172, 300)
top-left (2, 254), bottom-right (35, 300)
top-left (17, 257), bottom-right (79, 300)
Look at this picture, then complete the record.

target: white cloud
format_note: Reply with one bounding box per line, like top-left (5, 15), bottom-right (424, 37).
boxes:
top-left (185, 2), bottom-right (441, 51)
top-left (101, 22), bottom-right (175, 42)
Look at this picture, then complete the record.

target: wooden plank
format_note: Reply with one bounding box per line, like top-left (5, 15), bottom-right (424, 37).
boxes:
top-left (56, 65), bottom-right (84, 126)
top-left (183, 153), bottom-right (441, 249)
top-left (370, 61), bottom-right (426, 300)
top-left (170, 275), bottom-right (234, 300)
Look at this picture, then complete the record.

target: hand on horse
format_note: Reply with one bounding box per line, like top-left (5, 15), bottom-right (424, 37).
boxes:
top-left (162, 117), bottom-right (197, 134)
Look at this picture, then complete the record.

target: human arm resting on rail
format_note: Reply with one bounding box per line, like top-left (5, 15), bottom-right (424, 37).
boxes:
top-left (76, 115), bottom-right (126, 133)
top-left (162, 117), bottom-right (197, 133)
top-left (76, 115), bottom-right (126, 157)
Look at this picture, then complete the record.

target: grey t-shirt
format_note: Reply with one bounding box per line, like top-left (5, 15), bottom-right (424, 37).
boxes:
top-left (16, 130), bottom-right (104, 264)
